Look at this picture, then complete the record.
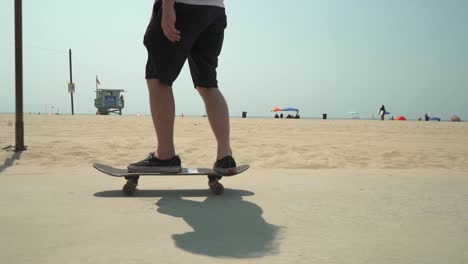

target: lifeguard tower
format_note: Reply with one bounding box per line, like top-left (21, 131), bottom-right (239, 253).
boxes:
top-left (95, 88), bottom-right (125, 115)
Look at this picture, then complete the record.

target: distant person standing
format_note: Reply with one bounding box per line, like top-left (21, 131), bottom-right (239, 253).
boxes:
top-left (378, 105), bottom-right (386, 121)
top-left (425, 113), bottom-right (430, 121)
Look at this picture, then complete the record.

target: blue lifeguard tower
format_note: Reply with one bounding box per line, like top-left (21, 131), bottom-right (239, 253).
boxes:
top-left (95, 88), bottom-right (125, 115)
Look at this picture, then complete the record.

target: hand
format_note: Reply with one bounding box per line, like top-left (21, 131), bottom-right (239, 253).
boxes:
top-left (161, 2), bottom-right (181, 43)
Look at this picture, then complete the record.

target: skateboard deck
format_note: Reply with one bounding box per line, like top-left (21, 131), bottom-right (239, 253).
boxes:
top-left (93, 163), bottom-right (249, 177)
top-left (93, 163), bottom-right (250, 196)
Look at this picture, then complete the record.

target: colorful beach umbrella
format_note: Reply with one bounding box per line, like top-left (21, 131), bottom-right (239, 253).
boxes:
top-left (272, 107), bottom-right (282, 112)
top-left (281, 107), bottom-right (299, 112)
top-left (271, 107), bottom-right (299, 112)
top-left (451, 115), bottom-right (461, 122)
top-left (396, 116), bottom-right (407, 121)
top-left (348, 111), bottom-right (360, 119)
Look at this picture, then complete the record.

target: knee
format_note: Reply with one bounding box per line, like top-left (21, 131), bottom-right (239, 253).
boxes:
top-left (196, 86), bottom-right (217, 97)
top-left (147, 79), bottom-right (172, 91)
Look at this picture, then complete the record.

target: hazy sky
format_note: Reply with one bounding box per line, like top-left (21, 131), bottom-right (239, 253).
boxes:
top-left (1, 0), bottom-right (467, 119)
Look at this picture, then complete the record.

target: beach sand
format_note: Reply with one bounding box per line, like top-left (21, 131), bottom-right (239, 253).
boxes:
top-left (1, 114), bottom-right (467, 263)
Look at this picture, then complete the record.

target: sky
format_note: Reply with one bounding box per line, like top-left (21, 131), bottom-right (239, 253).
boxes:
top-left (1, 0), bottom-right (467, 119)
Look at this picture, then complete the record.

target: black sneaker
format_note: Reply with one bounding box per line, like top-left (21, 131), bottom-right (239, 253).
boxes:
top-left (213, 156), bottom-right (237, 175)
top-left (127, 152), bottom-right (182, 173)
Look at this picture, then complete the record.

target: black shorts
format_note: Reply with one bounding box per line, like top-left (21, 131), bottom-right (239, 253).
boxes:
top-left (143, 2), bottom-right (227, 88)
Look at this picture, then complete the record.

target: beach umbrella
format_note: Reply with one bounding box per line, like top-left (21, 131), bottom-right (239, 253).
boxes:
top-left (281, 107), bottom-right (299, 112)
top-left (451, 115), bottom-right (461, 122)
top-left (396, 116), bottom-right (407, 121)
top-left (347, 111), bottom-right (360, 119)
top-left (271, 107), bottom-right (282, 112)
top-left (271, 107), bottom-right (299, 112)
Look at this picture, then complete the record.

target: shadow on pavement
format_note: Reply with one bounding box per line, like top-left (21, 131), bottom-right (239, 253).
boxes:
top-left (155, 190), bottom-right (284, 258)
top-left (94, 188), bottom-right (284, 258)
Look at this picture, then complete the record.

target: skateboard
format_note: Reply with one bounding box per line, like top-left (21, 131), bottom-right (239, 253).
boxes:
top-left (93, 163), bottom-right (250, 196)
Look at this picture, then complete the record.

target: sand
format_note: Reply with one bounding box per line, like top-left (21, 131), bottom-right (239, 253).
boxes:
top-left (1, 114), bottom-right (467, 263)
top-left (1, 114), bottom-right (467, 170)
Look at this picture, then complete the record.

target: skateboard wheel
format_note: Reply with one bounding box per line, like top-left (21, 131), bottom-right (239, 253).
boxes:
top-left (208, 180), bottom-right (216, 188)
top-left (211, 183), bottom-right (224, 195)
top-left (123, 181), bottom-right (137, 196)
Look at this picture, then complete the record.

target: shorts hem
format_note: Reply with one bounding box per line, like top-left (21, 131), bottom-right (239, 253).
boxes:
top-left (194, 82), bottom-right (219, 89)
top-left (145, 75), bottom-right (174, 86)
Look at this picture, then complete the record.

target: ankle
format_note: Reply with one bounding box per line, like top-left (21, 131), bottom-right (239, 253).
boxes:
top-left (217, 153), bottom-right (233, 161)
top-left (157, 150), bottom-right (176, 160)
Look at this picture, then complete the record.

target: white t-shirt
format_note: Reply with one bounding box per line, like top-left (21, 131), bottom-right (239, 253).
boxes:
top-left (155, 0), bottom-right (224, 8)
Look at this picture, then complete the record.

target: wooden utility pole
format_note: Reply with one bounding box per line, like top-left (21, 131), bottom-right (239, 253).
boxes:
top-left (15, 0), bottom-right (26, 151)
top-left (69, 49), bottom-right (74, 115)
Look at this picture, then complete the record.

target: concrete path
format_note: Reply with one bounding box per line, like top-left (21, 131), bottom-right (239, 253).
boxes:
top-left (1, 166), bottom-right (467, 264)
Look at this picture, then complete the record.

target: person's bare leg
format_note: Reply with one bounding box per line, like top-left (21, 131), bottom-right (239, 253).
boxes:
top-left (147, 79), bottom-right (176, 160)
top-left (197, 86), bottom-right (232, 160)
